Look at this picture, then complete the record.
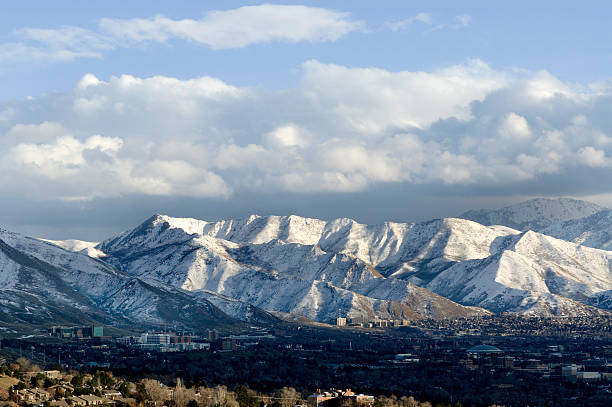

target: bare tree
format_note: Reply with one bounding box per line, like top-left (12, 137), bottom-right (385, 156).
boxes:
top-left (142, 379), bottom-right (167, 406)
top-left (15, 358), bottom-right (38, 372)
top-left (206, 386), bottom-right (238, 407)
top-left (275, 387), bottom-right (301, 407)
top-left (173, 378), bottom-right (196, 407)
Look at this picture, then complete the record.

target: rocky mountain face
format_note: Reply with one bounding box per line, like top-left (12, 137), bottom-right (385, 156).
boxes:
top-left (459, 198), bottom-right (607, 231)
top-left (2, 198), bottom-right (612, 331)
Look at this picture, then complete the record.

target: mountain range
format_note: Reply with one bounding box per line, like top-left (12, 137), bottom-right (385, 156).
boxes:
top-left (1, 197), bottom-right (611, 334)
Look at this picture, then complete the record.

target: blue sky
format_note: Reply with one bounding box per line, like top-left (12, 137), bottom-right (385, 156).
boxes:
top-left (2, 1), bottom-right (612, 239)
top-left (2, 1), bottom-right (611, 98)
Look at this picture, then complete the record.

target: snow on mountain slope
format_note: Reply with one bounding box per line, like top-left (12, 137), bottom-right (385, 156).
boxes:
top-left (16, 205), bottom-right (612, 325)
top-left (97, 215), bottom-right (490, 322)
top-left (106, 214), bottom-right (514, 282)
top-left (0, 234), bottom-right (117, 328)
top-left (41, 239), bottom-right (107, 258)
top-left (0, 227), bottom-right (241, 331)
top-left (459, 198), bottom-right (607, 231)
top-left (100, 213), bottom-right (612, 318)
top-left (203, 216), bottom-right (510, 276)
top-left (426, 231), bottom-right (612, 315)
top-left (541, 209), bottom-right (612, 251)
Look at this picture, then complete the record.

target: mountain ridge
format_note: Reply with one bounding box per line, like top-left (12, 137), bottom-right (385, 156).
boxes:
top-left (459, 197), bottom-right (607, 231)
top-left (4, 197), bottom-right (612, 333)
top-left (95, 208), bottom-right (612, 320)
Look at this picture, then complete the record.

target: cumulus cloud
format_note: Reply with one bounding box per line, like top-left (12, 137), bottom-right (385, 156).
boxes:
top-left (577, 146), bottom-right (609, 168)
top-left (0, 5), bottom-right (362, 63)
top-left (499, 113), bottom-right (531, 140)
top-left (264, 124), bottom-right (309, 149)
top-left (300, 59), bottom-right (507, 133)
top-left (2, 60), bottom-right (612, 205)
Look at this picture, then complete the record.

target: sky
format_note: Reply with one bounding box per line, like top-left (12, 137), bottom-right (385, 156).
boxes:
top-left (2, 1), bottom-right (612, 240)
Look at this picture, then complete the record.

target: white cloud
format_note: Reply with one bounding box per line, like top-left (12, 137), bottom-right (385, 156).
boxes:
top-left (6, 121), bottom-right (69, 144)
top-left (2, 60), bottom-right (612, 202)
top-left (100, 5), bottom-right (363, 49)
top-left (77, 73), bottom-right (103, 89)
top-left (577, 146), bottom-right (609, 168)
top-left (0, 5), bottom-right (362, 63)
top-left (9, 134), bottom-right (122, 179)
top-left (428, 13), bottom-right (472, 32)
top-left (300, 58), bottom-right (506, 133)
top-left (384, 13), bottom-right (432, 31)
top-left (264, 124), bottom-right (309, 149)
top-left (499, 113), bottom-right (531, 140)
top-left (454, 14), bottom-right (471, 28)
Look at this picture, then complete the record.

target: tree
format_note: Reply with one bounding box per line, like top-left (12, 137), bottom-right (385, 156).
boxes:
top-left (234, 385), bottom-right (259, 407)
top-left (173, 378), bottom-right (196, 407)
top-left (135, 382), bottom-right (150, 406)
top-left (118, 381), bottom-right (130, 397)
top-left (71, 375), bottom-right (85, 389)
top-left (14, 382), bottom-right (27, 390)
top-left (274, 387), bottom-right (301, 407)
top-left (207, 386), bottom-right (239, 407)
top-left (142, 379), bottom-right (167, 406)
top-left (16, 357), bottom-right (33, 372)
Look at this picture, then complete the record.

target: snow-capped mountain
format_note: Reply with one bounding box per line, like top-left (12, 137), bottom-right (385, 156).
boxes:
top-left (96, 215), bottom-right (490, 322)
top-left (96, 213), bottom-right (612, 320)
top-left (0, 227), bottom-right (245, 333)
top-left (4, 199), bottom-right (612, 332)
top-left (426, 230), bottom-right (612, 316)
top-left (541, 209), bottom-right (612, 251)
top-left (459, 198), bottom-right (607, 231)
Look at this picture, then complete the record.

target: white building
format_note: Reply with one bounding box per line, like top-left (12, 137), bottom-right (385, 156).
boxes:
top-left (140, 333), bottom-right (170, 345)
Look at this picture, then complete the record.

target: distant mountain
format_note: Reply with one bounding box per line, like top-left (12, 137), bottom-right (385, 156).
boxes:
top-left (0, 227), bottom-right (246, 335)
top-left (541, 210), bottom-right (612, 251)
top-left (459, 198), bottom-right (607, 231)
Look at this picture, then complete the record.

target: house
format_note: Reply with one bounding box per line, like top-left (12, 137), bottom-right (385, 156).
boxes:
top-left (48, 384), bottom-right (75, 398)
top-left (103, 389), bottom-right (123, 399)
top-left (577, 372), bottom-right (601, 382)
top-left (44, 370), bottom-right (62, 379)
top-left (70, 396), bottom-right (89, 406)
top-left (308, 389), bottom-right (374, 407)
top-left (14, 388), bottom-right (50, 404)
top-left (80, 394), bottom-right (107, 405)
top-left (48, 399), bottom-right (71, 407)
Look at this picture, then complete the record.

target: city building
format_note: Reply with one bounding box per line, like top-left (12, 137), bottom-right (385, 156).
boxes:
top-left (467, 344), bottom-right (503, 356)
top-left (307, 389), bottom-right (374, 407)
top-left (140, 333), bottom-right (170, 345)
top-left (48, 326), bottom-right (104, 339)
